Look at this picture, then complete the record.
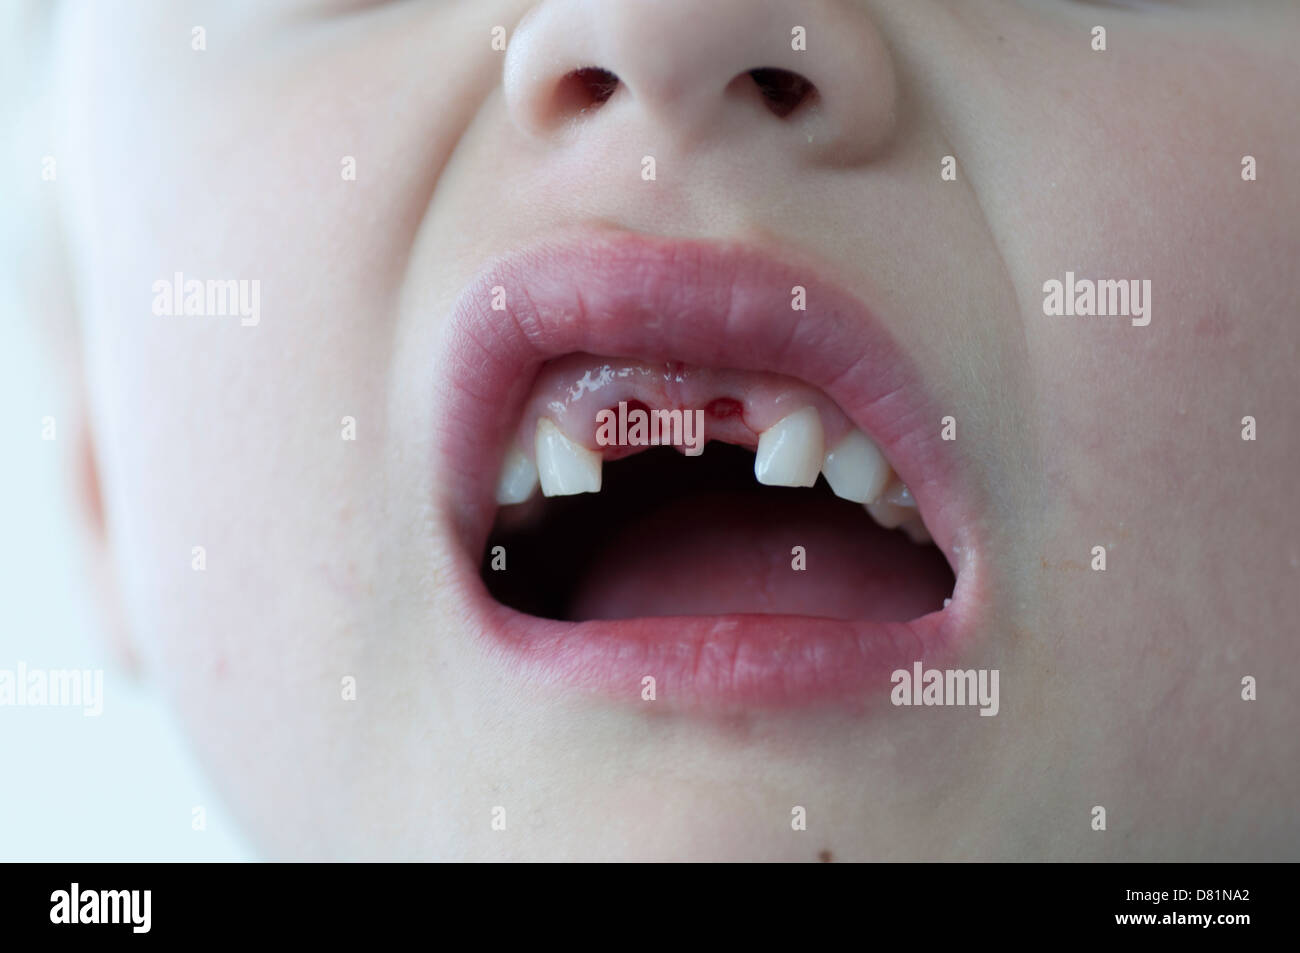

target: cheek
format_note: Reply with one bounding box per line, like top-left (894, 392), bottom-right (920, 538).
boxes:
top-left (976, 33), bottom-right (1300, 657)
top-left (61, 4), bottom-right (500, 849)
top-left (1011, 42), bottom-right (1296, 513)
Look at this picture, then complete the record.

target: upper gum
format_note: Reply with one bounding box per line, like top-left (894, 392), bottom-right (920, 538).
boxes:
top-left (515, 354), bottom-right (858, 455)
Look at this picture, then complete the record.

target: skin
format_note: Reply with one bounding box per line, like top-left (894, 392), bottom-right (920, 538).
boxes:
top-left (39, 0), bottom-right (1299, 859)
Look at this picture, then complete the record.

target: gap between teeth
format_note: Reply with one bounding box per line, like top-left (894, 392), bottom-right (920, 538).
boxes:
top-left (495, 408), bottom-right (929, 540)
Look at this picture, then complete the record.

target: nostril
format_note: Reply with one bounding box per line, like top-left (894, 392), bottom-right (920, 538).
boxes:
top-left (747, 68), bottom-right (816, 119)
top-left (553, 67), bottom-right (621, 117)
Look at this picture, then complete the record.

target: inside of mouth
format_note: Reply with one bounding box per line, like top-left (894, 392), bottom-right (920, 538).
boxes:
top-left (482, 441), bottom-right (955, 623)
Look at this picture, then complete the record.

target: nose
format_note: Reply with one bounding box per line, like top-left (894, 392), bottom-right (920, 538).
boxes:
top-left (504, 0), bottom-right (897, 165)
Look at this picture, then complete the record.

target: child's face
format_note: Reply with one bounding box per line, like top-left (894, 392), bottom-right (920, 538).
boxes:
top-left (59, 0), bottom-right (1297, 859)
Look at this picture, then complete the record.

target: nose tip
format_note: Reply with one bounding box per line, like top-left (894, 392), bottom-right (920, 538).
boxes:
top-left (504, 0), bottom-right (897, 165)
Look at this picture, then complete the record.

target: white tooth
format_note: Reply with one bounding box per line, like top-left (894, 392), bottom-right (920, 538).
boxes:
top-left (882, 481), bottom-right (916, 508)
top-left (866, 478), bottom-right (916, 528)
top-left (754, 407), bottom-right (824, 488)
top-left (865, 499), bottom-right (911, 529)
top-left (495, 446), bottom-right (539, 505)
top-left (535, 417), bottom-right (602, 497)
top-left (821, 430), bottom-right (890, 503)
top-left (901, 518), bottom-right (932, 545)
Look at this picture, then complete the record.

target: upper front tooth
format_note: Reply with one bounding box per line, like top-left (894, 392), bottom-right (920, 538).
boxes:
top-left (821, 429), bottom-right (890, 503)
top-left (535, 417), bottom-right (602, 496)
top-left (495, 446), bottom-right (539, 505)
top-left (755, 407), bottom-right (824, 488)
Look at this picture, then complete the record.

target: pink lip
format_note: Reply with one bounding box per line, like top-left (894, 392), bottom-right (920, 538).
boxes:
top-left (434, 230), bottom-right (988, 711)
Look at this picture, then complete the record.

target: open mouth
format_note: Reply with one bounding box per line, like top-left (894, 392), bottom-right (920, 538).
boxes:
top-left (482, 355), bottom-right (953, 623)
top-left (434, 232), bottom-right (986, 711)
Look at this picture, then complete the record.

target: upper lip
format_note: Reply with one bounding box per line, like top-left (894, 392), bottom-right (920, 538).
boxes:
top-left (432, 228), bottom-right (988, 709)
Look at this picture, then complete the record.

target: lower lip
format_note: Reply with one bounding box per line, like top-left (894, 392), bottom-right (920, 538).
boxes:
top-left (468, 583), bottom-right (972, 713)
top-left (440, 232), bottom-right (982, 712)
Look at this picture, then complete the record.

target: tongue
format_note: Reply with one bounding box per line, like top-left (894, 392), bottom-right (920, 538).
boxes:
top-left (568, 490), bottom-right (951, 622)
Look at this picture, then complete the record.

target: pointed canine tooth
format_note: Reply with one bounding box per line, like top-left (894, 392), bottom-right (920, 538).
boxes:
top-left (865, 499), bottom-right (911, 529)
top-left (821, 429), bottom-right (890, 503)
top-left (535, 417), bottom-right (602, 496)
top-left (495, 446), bottom-right (539, 505)
top-left (901, 518), bottom-right (932, 545)
top-left (754, 407), bottom-right (824, 488)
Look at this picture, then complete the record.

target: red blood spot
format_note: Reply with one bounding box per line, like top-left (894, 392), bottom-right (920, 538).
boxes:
top-left (706, 398), bottom-right (743, 419)
top-left (624, 399), bottom-right (651, 416)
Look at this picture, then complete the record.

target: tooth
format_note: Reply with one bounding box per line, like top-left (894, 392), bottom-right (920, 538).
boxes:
top-left (882, 482), bottom-right (915, 508)
top-left (495, 446), bottom-right (539, 505)
top-left (821, 429), bottom-right (890, 503)
top-left (754, 407), bottom-right (824, 488)
top-left (866, 479), bottom-right (919, 530)
top-left (866, 478), bottom-right (930, 540)
top-left (535, 417), bottom-right (602, 496)
top-left (865, 499), bottom-right (911, 529)
top-left (901, 518), bottom-right (932, 545)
